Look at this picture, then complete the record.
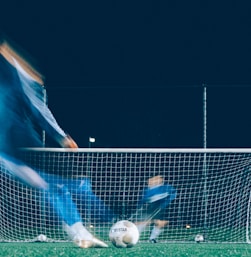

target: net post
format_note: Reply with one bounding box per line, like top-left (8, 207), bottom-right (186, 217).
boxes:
top-left (86, 137), bottom-right (96, 228)
top-left (203, 85), bottom-right (207, 149)
top-left (42, 86), bottom-right (47, 147)
top-left (202, 84), bottom-right (208, 240)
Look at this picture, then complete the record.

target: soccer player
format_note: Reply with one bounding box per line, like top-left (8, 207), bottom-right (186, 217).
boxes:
top-left (135, 175), bottom-right (176, 243)
top-left (0, 37), bottom-right (107, 248)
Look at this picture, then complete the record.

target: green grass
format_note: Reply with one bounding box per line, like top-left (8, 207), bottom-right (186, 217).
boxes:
top-left (1, 242), bottom-right (251, 257)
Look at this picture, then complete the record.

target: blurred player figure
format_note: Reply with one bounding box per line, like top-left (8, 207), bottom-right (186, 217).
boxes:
top-left (0, 37), bottom-right (107, 248)
top-left (47, 175), bottom-right (115, 224)
top-left (135, 175), bottom-right (176, 243)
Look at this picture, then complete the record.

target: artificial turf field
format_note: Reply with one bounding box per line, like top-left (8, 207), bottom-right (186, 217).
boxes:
top-left (1, 242), bottom-right (251, 257)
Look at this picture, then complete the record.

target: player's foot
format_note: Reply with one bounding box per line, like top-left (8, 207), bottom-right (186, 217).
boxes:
top-left (149, 239), bottom-right (157, 243)
top-left (75, 236), bottom-right (108, 248)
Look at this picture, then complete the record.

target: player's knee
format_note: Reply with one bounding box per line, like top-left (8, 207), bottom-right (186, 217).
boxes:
top-left (154, 219), bottom-right (169, 228)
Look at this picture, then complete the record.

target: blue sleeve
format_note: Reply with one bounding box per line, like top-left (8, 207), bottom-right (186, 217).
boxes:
top-left (14, 60), bottom-right (67, 145)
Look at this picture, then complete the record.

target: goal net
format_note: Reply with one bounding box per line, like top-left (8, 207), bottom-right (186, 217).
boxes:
top-left (1, 148), bottom-right (251, 243)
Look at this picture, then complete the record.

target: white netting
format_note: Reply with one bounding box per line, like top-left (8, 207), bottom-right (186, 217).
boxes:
top-left (0, 148), bottom-right (251, 243)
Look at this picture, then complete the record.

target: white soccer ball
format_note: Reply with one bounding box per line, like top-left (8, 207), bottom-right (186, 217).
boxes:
top-left (36, 234), bottom-right (47, 242)
top-left (194, 234), bottom-right (204, 243)
top-left (109, 220), bottom-right (139, 248)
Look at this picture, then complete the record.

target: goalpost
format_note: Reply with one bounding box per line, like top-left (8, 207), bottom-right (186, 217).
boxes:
top-left (0, 148), bottom-right (251, 243)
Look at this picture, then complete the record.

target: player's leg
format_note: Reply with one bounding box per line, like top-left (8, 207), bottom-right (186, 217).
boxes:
top-left (136, 203), bottom-right (168, 243)
top-left (132, 203), bottom-right (156, 233)
top-left (149, 218), bottom-right (169, 243)
top-left (73, 178), bottom-right (115, 223)
top-left (0, 153), bottom-right (48, 190)
top-left (43, 174), bottom-right (108, 248)
top-left (133, 201), bottom-right (166, 239)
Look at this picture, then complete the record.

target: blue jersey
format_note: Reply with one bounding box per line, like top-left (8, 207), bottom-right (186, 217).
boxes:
top-left (140, 184), bottom-right (176, 209)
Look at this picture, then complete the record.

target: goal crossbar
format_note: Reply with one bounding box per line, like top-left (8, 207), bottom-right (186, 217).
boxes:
top-left (21, 148), bottom-right (251, 153)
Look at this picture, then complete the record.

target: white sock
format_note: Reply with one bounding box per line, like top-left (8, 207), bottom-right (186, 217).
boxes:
top-left (64, 222), bottom-right (93, 241)
top-left (150, 226), bottom-right (162, 240)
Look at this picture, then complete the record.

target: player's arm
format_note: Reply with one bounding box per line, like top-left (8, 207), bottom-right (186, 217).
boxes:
top-left (59, 135), bottom-right (78, 148)
top-left (20, 79), bottom-right (77, 148)
top-left (26, 91), bottom-right (78, 148)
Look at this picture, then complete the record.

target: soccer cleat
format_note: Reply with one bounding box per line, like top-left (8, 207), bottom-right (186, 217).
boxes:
top-left (75, 236), bottom-right (108, 248)
top-left (149, 239), bottom-right (157, 243)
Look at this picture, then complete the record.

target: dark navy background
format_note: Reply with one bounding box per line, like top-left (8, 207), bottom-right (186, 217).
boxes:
top-left (1, 1), bottom-right (251, 147)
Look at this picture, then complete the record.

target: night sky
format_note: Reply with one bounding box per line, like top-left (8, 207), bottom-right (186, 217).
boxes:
top-left (1, 1), bottom-right (251, 148)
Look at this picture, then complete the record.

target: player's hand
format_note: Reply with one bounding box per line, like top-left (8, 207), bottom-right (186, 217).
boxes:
top-left (61, 135), bottom-right (78, 148)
